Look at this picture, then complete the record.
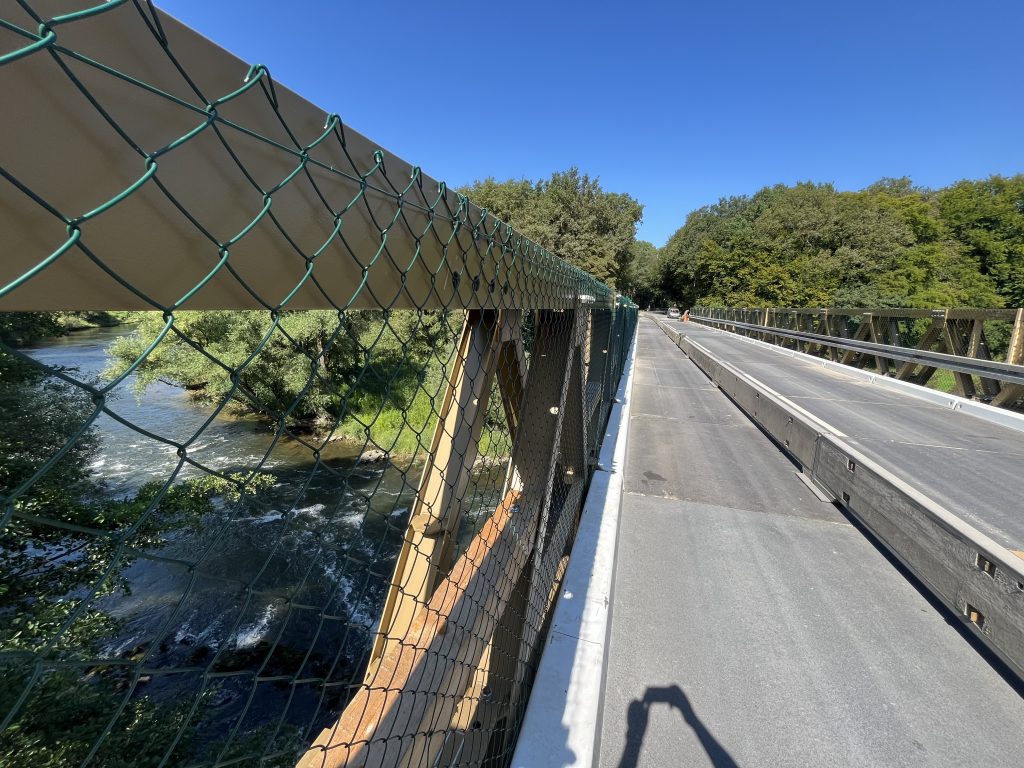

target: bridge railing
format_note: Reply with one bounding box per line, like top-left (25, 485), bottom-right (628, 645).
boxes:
top-left (689, 307), bottom-right (1024, 409)
top-left (0, 4), bottom-right (636, 766)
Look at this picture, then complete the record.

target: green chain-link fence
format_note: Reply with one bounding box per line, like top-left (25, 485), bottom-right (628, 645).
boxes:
top-left (0, 2), bottom-right (638, 766)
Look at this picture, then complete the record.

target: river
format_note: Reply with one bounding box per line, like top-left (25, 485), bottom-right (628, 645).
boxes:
top-left (19, 325), bottom-right (506, 758)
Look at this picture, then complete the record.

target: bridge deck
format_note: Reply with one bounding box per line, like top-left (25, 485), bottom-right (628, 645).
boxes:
top-left (598, 317), bottom-right (1024, 767)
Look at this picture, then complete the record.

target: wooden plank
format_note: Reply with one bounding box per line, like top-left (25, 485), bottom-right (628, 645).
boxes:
top-left (396, 309), bottom-right (582, 767)
top-left (991, 310), bottom-right (1024, 407)
top-left (369, 310), bottom-right (502, 668)
top-left (897, 315), bottom-right (944, 382)
top-left (297, 490), bottom-right (527, 768)
top-left (496, 312), bottom-right (527, 443)
top-left (967, 320), bottom-right (1002, 398)
top-left (942, 320), bottom-right (977, 398)
top-left (503, 314), bottom-right (589, 731)
top-left (867, 315), bottom-right (892, 375)
top-left (841, 316), bottom-right (873, 367)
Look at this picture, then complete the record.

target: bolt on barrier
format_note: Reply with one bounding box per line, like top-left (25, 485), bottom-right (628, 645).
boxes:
top-left (0, 3), bottom-right (638, 766)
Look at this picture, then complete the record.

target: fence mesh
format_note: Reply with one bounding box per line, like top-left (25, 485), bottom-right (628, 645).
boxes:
top-left (0, 3), bottom-right (638, 766)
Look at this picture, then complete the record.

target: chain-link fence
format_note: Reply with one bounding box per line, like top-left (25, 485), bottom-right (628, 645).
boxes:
top-left (0, 3), bottom-right (638, 766)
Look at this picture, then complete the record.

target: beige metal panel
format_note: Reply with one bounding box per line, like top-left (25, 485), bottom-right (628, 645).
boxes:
top-left (0, 3), bottom-right (607, 311)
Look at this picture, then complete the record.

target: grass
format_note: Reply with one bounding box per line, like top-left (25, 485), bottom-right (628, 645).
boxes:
top-left (331, 370), bottom-right (513, 460)
top-left (924, 369), bottom-right (958, 395)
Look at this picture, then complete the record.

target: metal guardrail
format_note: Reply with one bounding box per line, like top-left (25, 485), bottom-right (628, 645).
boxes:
top-left (689, 316), bottom-right (1024, 388)
top-left (690, 307), bottom-right (1024, 408)
top-left (0, 3), bottom-right (637, 767)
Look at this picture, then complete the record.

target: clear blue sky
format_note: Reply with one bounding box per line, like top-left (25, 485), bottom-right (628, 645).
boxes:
top-left (158, 0), bottom-right (1023, 247)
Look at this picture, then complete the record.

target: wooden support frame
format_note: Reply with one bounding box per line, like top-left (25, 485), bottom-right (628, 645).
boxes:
top-left (298, 489), bottom-right (527, 768)
top-left (896, 312), bottom-right (945, 383)
top-left (840, 315), bottom-right (873, 367)
top-left (692, 306), bottom-right (1024, 410)
top-left (300, 308), bottom-right (592, 768)
top-left (368, 310), bottom-right (504, 669)
top-left (942, 318), bottom-right (977, 398)
top-left (505, 314), bottom-right (589, 734)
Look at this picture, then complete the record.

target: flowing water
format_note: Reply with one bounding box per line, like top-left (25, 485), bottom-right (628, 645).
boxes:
top-left (19, 326), bottom-right (506, 756)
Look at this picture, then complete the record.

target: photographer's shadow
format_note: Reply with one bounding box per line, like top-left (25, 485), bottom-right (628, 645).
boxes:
top-left (617, 684), bottom-right (738, 768)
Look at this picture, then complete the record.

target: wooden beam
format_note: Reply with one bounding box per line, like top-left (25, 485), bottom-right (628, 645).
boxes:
top-left (395, 309), bottom-right (583, 767)
top-left (942, 319), bottom-right (977, 398)
top-left (841, 315), bottom-right (873, 367)
top-left (369, 310), bottom-right (503, 668)
top-left (966, 319), bottom-right (1001, 398)
top-left (867, 315), bottom-right (892, 375)
top-left (991, 309), bottom-right (1024, 407)
top-left (896, 314), bottom-right (944, 383)
top-left (297, 490), bottom-right (527, 768)
top-left (298, 309), bottom-right (585, 767)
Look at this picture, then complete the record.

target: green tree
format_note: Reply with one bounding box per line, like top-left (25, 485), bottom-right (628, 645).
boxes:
top-left (106, 309), bottom-right (461, 453)
top-left (0, 345), bottom-right (256, 766)
top-left (660, 178), bottom-right (1005, 310)
top-left (460, 168), bottom-right (644, 287)
top-left (937, 175), bottom-right (1024, 307)
top-left (617, 240), bottom-right (666, 308)
top-left (107, 310), bottom-right (370, 428)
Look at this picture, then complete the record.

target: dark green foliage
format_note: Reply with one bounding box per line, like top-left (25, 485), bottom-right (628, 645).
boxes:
top-left (106, 309), bottom-right (462, 452)
top-left (0, 364), bottom-right (270, 766)
top-left (107, 310), bottom-right (368, 428)
top-left (0, 666), bottom-right (191, 768)
top-left (616, 240), bottom-right (665, 308)
top-left (0, 312), bottom-right (65, 346)
top-left (655, 175), bottom-right (1022, 310)
top-left (0, 312), bottom-right (141, 347)
top-left (937, 176), bottom-right (1024, 307)
top-left (459, 168), bottom-right (644, 287)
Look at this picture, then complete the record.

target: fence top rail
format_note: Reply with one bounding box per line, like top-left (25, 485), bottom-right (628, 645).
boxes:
top-left (693, 307), bottom-right (1020, 321)
top-left (0, 2), bottom-right (613, 312)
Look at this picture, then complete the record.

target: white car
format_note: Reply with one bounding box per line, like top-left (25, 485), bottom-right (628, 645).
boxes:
top-left (667, 307), bottom-right (681, 319)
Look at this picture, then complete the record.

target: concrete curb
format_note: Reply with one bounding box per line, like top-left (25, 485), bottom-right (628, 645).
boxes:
top-left (512, 330), bottom-right (637, 768)
top-left (655, 320), bottom-right (1024, 680)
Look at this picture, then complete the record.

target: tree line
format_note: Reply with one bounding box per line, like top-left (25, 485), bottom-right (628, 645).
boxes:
top-left (628, 175), bottom-right (1024, 311)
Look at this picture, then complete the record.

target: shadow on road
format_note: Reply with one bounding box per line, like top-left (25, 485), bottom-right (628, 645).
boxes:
top-left (616, 684), bottom-right (738, 768)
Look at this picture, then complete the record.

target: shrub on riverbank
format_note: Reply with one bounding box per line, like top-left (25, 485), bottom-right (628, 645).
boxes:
top-left (103, 309), bottom-right (514, 458)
